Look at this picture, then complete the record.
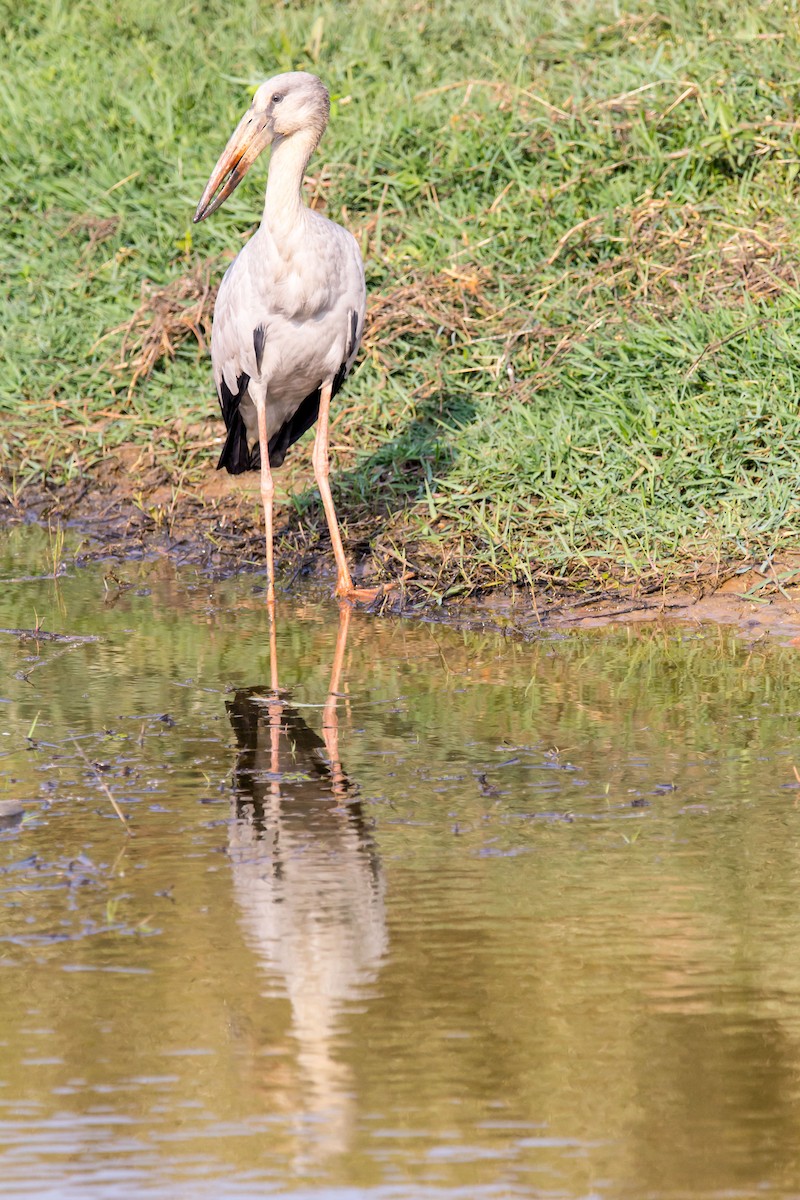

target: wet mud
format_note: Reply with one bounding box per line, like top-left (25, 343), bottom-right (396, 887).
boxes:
top-left (5, 471), bottom-right (800, 642)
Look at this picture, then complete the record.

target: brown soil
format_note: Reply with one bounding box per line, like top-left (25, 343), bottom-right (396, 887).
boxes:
top-left (5, 450), bottom-right (800, 643)
top-left (458, 581), bottom-right (800, 643)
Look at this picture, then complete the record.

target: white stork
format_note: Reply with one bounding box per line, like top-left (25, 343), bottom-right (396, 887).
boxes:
top-left (193, 72), bottom-right (368, 603)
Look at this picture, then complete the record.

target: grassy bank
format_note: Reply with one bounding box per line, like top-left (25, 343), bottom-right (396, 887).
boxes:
top-left (4, 0), bottom-right (800, 599)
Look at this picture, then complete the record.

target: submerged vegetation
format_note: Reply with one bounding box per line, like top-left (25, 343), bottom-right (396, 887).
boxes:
top-left (4, 0), bottom-right (800, 599)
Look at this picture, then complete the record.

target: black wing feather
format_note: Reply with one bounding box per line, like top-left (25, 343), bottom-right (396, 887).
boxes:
top-left (253, 324), bottom-right (267, 374)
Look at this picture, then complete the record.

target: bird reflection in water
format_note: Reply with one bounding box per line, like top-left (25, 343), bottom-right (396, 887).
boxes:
top-left (226, 603), bottom-right (386, 1159)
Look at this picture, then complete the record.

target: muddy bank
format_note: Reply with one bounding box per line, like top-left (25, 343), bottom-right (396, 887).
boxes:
top-left (4, 453), bottom-right (800, 642)
top-left (463, 583), bottom-right (800, 643)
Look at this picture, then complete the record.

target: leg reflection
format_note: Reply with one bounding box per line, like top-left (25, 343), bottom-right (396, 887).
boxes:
top-left (226, 601), bottom-right (386, 1160)
top-left (321, 602), bottom-right (351, 802)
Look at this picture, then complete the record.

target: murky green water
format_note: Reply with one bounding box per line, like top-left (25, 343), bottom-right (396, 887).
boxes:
top-left (3, 525), bottom-right (800, 1198)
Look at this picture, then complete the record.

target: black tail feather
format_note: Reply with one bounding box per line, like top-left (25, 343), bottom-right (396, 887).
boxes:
top-left (217, 372), bottom-right (253, 475)
top-left (216, 410), bottom-right (255, 474)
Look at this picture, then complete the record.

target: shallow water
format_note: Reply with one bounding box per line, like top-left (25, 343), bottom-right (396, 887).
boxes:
top-left (2, 525), bottom-right (800, 1199)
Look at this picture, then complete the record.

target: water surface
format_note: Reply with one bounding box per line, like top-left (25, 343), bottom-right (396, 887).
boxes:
top-left (2, 524), bottom-right (800, 1199)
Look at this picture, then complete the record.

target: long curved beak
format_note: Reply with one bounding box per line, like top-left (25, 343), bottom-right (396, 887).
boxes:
top-left (193, 107), bottom-right (272, 223)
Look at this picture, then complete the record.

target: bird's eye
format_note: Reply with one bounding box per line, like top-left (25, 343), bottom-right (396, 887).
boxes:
top-left (271, 93), bottom-right (283, 104)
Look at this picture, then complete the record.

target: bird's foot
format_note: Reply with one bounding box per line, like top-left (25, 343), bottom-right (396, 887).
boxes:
top-left (337, 585), bottom-right (383, 606)
top-left (335, 580), bottom-right (401, 608)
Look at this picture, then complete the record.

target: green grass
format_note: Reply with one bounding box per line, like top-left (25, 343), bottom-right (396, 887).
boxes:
top-left (5, 0), bottom-right (800, 598)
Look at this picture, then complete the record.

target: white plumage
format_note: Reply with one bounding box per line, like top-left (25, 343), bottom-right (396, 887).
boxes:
top-left (211, 179), bottom-right (365, 464)
top-left (194, 72), bottom-right (367, 601)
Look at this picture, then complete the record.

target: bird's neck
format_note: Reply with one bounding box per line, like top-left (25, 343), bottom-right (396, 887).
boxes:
top-left (262, 129), bottom-right (320, 237)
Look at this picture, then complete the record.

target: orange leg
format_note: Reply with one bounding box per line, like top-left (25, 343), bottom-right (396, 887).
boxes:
top-left (255, 398), bottom-right (276, 606)
top-left (312, 379), bottom-right (355, 598)
top-left (312, 380), bottom-right (386, 603)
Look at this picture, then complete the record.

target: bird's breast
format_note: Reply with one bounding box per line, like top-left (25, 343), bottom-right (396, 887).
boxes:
top-left (211, 216), bottom-right (364, 442)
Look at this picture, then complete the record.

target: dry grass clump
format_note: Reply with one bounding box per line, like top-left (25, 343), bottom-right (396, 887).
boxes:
top-left (716, 224), bottom-right (800, 300)
top-left (365, 267), bottom-right (504, 352)
top-left (61, 213), bottom-right (121, 256)
top-left (102, 262), bottom-right (219, 396)
top-left (562, 196), bottom-right (800, 313)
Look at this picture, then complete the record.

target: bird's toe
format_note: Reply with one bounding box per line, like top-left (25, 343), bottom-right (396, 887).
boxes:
top-left (335, 580), bottom-right (405, 609)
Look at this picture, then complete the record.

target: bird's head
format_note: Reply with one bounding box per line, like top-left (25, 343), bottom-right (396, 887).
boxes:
top-left (252, 72), bottom-right (330, 141)
top-left (193, 72), bottom-right (330, 223)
